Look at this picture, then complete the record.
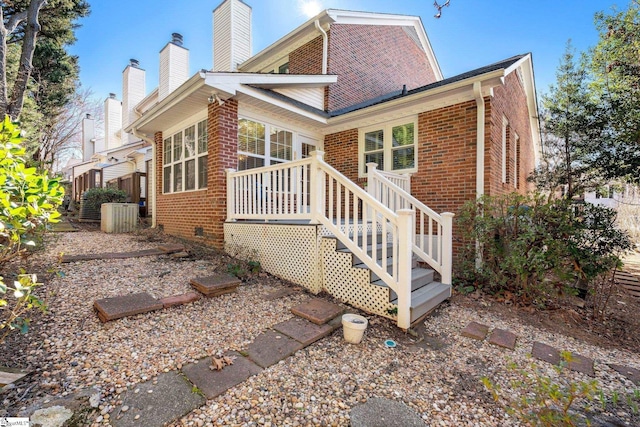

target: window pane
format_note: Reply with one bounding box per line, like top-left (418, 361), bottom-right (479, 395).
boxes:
top-left (185, 159), bottom-right (196, 191)
top-left (197, 120), bottom-right (208, 154)
top-left (392, 123), bottom-right (414, 147)
top-left (184, 125), bottom-right (196, 158)
top-left (270, 127), bottom-right (293, 161)
top-left (392, 147), bottom-right (414, 170)
top-left (163, 138), bottom-right (172, 165)
top-left (163, 166), bottom-right (171, 193)
top-left (364, 130), bottom-right (384, 152)
top-left (278, 62), bottom-right (289, 74)
top-left (173, 133), bottom-right (183, 161)
top-left (198, 155), bottom-right (208, 189)
top-left (238, 119), bottom-right (265, 155)
top-left (238, 155), bottom-right (264, 171)
top-left (365, 152), bottom-right (384, 168)
top-left (173, 163), bottom-right (183, 192)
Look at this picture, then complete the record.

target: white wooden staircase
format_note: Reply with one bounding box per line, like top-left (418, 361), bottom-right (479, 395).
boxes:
top-left (226, 151), bottom-right (454, 329)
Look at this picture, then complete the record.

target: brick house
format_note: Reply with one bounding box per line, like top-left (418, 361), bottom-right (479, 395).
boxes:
top-left (124, 0), bottom-right (540, 328)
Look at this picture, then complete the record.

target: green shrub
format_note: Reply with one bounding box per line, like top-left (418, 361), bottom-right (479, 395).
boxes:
top-left (457, 193), bottom-right (631, 307)
top-left (83, 187), bottom-right (127, 211)
top-left (0, 117), bottom-right (63, 342)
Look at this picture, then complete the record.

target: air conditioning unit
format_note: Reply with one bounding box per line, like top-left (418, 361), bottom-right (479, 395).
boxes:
top-left (101, 203), bottom-right (139, 233)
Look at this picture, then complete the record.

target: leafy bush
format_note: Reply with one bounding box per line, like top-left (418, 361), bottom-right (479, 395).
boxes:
top-left (83, 187), bottom-right (126, 211)
top-left (0, 117), bottom-right (63, 342)
top-left (457, 193), bottom-right (631, 307)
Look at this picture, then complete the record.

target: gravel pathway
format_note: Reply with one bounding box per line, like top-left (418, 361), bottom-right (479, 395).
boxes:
top-left (2, 229), bottom-right (639, 426)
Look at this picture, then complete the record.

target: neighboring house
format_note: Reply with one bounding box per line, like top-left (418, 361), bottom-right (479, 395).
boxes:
top-left (63, 85), bottom-right (153, 215)
top-left (120, 0), bottom-right (540, 329)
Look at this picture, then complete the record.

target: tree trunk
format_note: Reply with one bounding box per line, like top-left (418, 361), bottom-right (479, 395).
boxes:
top-left (0, 7), bottom-right (29, 118)
top-left (7, 0), bottom-right (48, 121)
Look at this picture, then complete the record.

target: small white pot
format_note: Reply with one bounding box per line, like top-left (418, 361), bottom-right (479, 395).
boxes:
top-left (342, 314), bottom-right (368, 344)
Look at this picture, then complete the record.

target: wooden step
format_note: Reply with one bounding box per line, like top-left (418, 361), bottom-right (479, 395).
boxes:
top-left (390, 282), bottom-right (451, 323)
top-left (370, 268), bottom-right (435, 301)
top-left (333, 233), bottom-right (385, 250)
top-left (354, 256), bottom-right (418, 282)
top-left (337, 242), bottom-right (395, 266)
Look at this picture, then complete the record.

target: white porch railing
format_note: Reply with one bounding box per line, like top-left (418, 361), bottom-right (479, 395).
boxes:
top-left (367, 163), bottom-right (454, 286)
top-left (227, 151), bottom-right (415, 329)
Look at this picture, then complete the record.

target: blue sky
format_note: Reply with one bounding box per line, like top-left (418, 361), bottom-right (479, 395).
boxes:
top-left (69, 0), bottom-right (622, 103)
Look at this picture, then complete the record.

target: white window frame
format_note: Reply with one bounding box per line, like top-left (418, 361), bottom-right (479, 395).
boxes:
top-left (162, 119), bottom-right (208, 194)
top-left (513, 132), bottom-right (519, 189)
top-left (501, 115), bottom-right (508, 184)
top-left (358, 117), bottom-right (418, 177)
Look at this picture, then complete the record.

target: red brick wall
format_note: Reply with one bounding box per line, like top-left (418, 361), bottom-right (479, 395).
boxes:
top-left (155, 100), bottom-right (238, 248)
top-left (488, 71), bottom-right (536, 196)
top-left (326, 24), bottom-right (438, 112)
top-left (289, 34), bottom-right (324, 75)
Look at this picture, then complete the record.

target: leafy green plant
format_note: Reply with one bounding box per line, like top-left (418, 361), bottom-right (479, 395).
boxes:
top-left (0, 116), bottom-right (63, 342)
top-left (457, 193), bottom-right (631, 308)
top-left (83, 187), bottom-right (126, 211)
top-left (482, 352), bottom-right (599, 427)
top-left (227, 262), bottom-right (247, 279)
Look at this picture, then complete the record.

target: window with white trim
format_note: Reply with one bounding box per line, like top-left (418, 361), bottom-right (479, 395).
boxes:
top-left (237, 118), bottom-right (294, 170)
top-left (501, 116), bottom-right (508, 184)
top-left (359, 118), bottom-right (417, 175)
top-left (163, 119), bottom-right (208, 193)
top-left (513, 132), bottom-right (519, 189)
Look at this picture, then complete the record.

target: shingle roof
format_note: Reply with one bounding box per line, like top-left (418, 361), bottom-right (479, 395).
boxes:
top-left (241, 54), bottom-right (528, 119)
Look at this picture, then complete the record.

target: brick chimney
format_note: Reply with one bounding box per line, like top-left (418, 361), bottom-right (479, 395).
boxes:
top-left (81, 113), bottom-right (95, 162)
top-left (159, 33), bottom-right (189, 102)
top-left (104, 93), bottom-right (122, 150)
top-left (213, 0), bottom-right (252, 71)
top-left (122, 58), bottom-right (146, 144)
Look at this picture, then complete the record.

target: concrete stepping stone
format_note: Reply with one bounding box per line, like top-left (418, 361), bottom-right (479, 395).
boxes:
top-left (245, 330), bottom-right (304, 368)
top-left (273, 317), bottom-right (334, 346)
top-left (160, 292), bottom-right (201, 309)
top-left (94, 292), bottom-right (163, 323)
top-left (0, 367), bottom-right (28, 387)
top-left (291, 298), bottom-right (345, 325)
top-left (190, 274), bottom-right (241, 298)
top-left (182, 352), bottom-right (262, 399)
top-left (350, 397), bottom-right (425, 427)
top-left (488, 328), bottom-right (517, 350)
top-left (609, 364), bottom-right (640, 385)
top-left (461, 321), bottom-right (490, 340)
top-left (531, 342), bottom-right (595, 376)
top-left (49, 220), bottom-right (76, 232)
top-left (111, 372), bottom-right (205, 427)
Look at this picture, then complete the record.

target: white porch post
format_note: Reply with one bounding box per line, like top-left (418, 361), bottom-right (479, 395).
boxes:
top-left (309, 151), bottom-right (325, 224)
top-left (366, 162), bottom-right (378, 199)
top-left (441, 212), bottom-right (455, 286)
top-left (226, 168), bottom-right (236, 221)
top-left (397, 209), bottom-right (414, 330)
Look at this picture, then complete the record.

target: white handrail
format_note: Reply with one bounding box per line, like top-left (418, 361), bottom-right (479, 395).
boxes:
top-left (227, 151), bottom-right (414, 329)
top-left (367, 163), bottom-right (454, 286)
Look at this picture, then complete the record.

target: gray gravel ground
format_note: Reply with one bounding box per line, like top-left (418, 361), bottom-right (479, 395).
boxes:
top-left (1, 229), bottom-right (639, 426)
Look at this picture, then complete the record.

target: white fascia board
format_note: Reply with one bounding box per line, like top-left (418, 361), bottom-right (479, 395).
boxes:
top-left (504, 53), bottom-right (542, 166)
top-left (203, 72), bottom-right (337, 89)
top-left (126, 73), bottom-right (205, 134)
top-left (325, 71), bottom-right (504, 133)
top-left (236, 85), bottom-right (329, 124)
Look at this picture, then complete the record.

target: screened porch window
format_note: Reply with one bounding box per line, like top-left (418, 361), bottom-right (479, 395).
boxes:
top-left (163, 119), bottom-right (208, 193)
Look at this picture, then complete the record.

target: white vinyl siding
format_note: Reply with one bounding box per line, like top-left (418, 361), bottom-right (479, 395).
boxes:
top-left (273, 87), bottom-right (324, 110)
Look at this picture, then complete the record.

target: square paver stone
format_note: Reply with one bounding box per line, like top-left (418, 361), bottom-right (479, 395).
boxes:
top-left (160, 292), bottom-right (201, 308)
top-left (190, 274), bottom-right (241, 297)
top-left (94, 292), bottom-right (163, 323)
top-left (291, 298), bottom-right (345, 325)
top-left (488, 328), bottom-right (517, 350)
top-left (111, 372), bottom-right (205, 427)
top-left (609, 364), bottom-right (640, 385)
top-left (273, 317), bottom-right (334, 346)
top-left (182, 352), bottom-right (262, 399)
top-left (532, 341), bottom-right (561, 365)
top-left (246, 330), bottom-right (304, 368)
top-left (461, 321), bottom-right (490, 340)
top-left (532, 342), bottom-right (594, 376)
